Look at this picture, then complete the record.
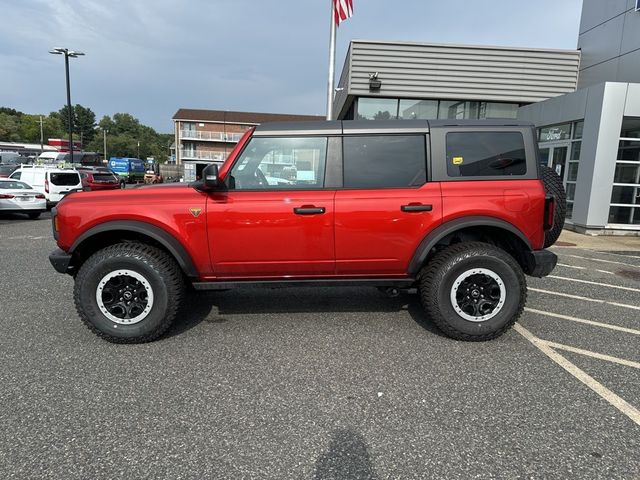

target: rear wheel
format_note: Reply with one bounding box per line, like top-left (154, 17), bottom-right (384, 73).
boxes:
top-left (419, 242), bottom-right (526, 341)
top-left (540, 165), bottom-right (566, 247)
top-left (73, 242), bottom-right (185, 343)
top-left (120, 179), bottom-right (126, 189)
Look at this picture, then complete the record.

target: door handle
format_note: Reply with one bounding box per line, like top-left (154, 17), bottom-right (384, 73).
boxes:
top-left (293, 206), bottom-right (325, 215)
top-left (401, 204), bottom-right (433, 212)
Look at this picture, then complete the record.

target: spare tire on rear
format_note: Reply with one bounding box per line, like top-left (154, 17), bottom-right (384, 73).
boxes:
top-left (540, 165), bottom-right (566, 248)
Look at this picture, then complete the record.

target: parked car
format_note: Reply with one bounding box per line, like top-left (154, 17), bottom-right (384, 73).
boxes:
top-left (10, 165), bottom-right (82, 208)
top-left (0, 164), bottom-right (18, 178)
top-left (49, 119), bottom-right (565, 344)
top-left (0, 178), bottom-right (46, 218)
top-left (77, 167), bottom-right (121, 191)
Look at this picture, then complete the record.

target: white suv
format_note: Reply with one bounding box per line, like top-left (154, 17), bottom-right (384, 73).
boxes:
top-left (10, 166), bottom-right (82, 208)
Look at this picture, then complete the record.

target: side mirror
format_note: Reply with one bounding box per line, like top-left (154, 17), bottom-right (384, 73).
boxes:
top-left (202, 163), bottom-right (220, 190)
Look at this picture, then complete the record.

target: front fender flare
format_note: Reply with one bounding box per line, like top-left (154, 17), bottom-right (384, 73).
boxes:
top-left (70, 220), bottom-right (199, 279)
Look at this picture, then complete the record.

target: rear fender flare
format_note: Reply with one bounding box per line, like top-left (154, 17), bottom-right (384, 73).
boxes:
top-left (407, 216), bottom-right (532, 275)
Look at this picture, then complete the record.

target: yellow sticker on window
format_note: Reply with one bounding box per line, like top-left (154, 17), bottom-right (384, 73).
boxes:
top-left (452, 156), bottom-right (464, 165)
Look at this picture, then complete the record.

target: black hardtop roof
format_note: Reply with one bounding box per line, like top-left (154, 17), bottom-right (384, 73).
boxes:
top-left (253, 119), bottom-right (533, 136)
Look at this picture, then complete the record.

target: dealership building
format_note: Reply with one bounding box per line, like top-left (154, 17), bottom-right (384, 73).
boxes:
top-left (333, 0), bottom-right (640, 234)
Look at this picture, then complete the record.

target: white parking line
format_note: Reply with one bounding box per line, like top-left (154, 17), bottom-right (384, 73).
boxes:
top-left (542, 340), bottom-right (640, 370)
top-left (514, 323), bottom-right (640, 426)
top-left (525, 307), bottom-right (640, 335)
top-left (592, 250), bottom-right (640, 261)
top-left (548, 275), bottom-right (640, 293)
top-left (557, 263), bottom-right (614, 275)
top-left (528, 287), bottom-right (640, 311)
top-left (558, 253), bottom-right (640, 269)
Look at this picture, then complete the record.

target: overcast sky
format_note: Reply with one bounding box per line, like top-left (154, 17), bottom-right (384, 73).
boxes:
top-left (0, 0), bottom-right (582, 132)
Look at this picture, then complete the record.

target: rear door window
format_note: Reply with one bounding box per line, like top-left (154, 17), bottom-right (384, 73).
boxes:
top-left (446, 131), bottom-right (527, 177)
top-left (50, 172), bottom-right (81, 186)
top-left (343, 135), bottom-right (426, 189)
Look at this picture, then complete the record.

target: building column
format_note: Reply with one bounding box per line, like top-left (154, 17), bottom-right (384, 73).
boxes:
top-left (572, 82), bottom-right (627, 231)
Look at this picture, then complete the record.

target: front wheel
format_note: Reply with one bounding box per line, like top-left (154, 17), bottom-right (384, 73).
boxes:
top-left (73, 242), bottom-right (185, 343)
top-left (419, 242), bottom-right (526, 341)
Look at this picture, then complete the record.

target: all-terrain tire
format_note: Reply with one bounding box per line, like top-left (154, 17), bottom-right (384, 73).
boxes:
top-left (540, 165), bottom-right (566, 248)
top-left (419, 242), bottom-right (527, 341)
top-left (73, 242), bottom-right (185, 343)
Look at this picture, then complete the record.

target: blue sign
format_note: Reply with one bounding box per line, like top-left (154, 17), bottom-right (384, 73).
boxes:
top-left (637, 0), bottom-right (640, 11)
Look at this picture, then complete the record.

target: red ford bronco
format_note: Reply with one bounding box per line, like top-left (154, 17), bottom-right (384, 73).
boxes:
top-left (49, 120), bottom-right (564, 343)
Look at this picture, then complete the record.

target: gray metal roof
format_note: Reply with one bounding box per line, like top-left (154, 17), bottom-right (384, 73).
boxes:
top-left (252, 119), bottom-right (533, 136)
top-left (334, 40), bottom-right (581, 119)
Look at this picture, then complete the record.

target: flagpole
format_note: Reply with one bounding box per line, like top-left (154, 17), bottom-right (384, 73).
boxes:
top-left (326, 0), bottom-right (336, 120)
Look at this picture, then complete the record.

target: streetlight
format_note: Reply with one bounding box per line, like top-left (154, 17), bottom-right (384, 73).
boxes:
top-left (103, 128), bottom-right (108, 164)
top-left (49, 47), bottom-right (84, 164)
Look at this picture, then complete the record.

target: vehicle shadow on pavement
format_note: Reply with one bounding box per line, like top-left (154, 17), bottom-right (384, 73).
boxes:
top-left (166, 288), bottom-right (448, 339)
top-left (313, 428), bottom-right (378, 480)
top-left (0, 212), bottom-right (49, 225)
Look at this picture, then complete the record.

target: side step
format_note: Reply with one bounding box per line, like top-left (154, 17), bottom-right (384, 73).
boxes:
top-left (192, 278), bottom-right (416, 291)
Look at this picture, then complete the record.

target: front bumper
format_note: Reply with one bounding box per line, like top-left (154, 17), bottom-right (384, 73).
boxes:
top-left (49, 248), bottom-right (73, 274)
top-left (523, 249), bottom-right (557, 278)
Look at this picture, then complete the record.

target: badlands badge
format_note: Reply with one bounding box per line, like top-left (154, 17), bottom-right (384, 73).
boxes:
top-left (189, 207), bottom-right (202, 218)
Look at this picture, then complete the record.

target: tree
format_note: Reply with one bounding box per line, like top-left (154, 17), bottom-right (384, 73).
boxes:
top-left (54, 104), bottom-right (97, 145)
top-left (0, 112), bottom-right (20, 141)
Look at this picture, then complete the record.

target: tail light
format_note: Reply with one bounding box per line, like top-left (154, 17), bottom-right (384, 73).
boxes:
top-left (544, 195), bottom-right (555, 230)
top-left (44, 178), bottom-right (49, 193)
top-left (35, 194), bottom-right (45, 199)
top-left (0, 194), bottom-right (15, 199)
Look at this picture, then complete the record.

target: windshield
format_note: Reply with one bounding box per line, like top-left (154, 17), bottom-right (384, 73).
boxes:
top-left (0, 165), bottom-right (17, 175)
top-left (0, 180), bottom-right (32, 190)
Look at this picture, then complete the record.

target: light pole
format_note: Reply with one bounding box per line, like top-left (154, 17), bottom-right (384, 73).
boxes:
top-left (103, 128), bottom-right (108, 164)
top-left (49, 47), bottom-right (84, 164)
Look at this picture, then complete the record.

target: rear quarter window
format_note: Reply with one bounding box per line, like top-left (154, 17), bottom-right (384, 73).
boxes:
top-left (446, 131), bottom-right (527, 177)
top-left (49, 172), bottom-right (81, 186)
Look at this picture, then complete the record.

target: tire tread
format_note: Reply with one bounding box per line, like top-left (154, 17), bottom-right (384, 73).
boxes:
top-left (73, 242), bottom-right (185, 343)
top-left (419, 241), bottom-right (527, 341)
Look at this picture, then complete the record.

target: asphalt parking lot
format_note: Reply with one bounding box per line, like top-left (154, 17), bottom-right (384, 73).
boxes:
top-left (1, 212), bottom-right (639, 479)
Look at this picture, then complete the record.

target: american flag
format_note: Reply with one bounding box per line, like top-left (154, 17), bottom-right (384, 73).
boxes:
top-left (334, 0), bottom-right (353, 25)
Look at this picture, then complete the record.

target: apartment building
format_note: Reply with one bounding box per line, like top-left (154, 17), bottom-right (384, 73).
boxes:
top-left (172, 109), bottom-right (323, 165)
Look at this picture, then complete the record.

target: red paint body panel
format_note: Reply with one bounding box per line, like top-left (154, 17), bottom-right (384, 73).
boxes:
top-left (440, 180), bottom-right (546, 250)
top-left (55, 186), bottom-right (213, 276)
top-left (334, 184), bottom-right (443, 274)
top-left (205, 190), bottom-right (335, 277)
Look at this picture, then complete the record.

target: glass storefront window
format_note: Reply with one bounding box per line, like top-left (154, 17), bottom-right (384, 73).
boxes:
top-left (611, 185), bottom-right (639, 204)
top-left (480, 102), bottom-right (519, 119)
top-left (399, 99), bottom-right (438, 120)
top-left (438, 101), bottom-right (480, 119)
top-left (567, 162), bottom-right (579, 182)
top-left (566, 202), bottom-right (574, 219)
top-left (609, 206), bottom-right (640, 225)
top-left (573, 121), bottom-right (584, 139)
top-left (614, 164), bottom-right (640, 183)
top-left (539, 124), bottom-right (572, 142)
top-left (621, 117), bottom-right (640, 138)
top-left (570, 141), bottom-right (581, 161)
top-left (357, 98), bottom-right (398, 120)
top-left (566, 183), bottom-right (576, 201)
top-left (618, 140), bottom-right (640, 161)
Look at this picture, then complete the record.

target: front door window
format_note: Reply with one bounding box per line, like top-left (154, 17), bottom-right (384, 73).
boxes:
top-left (228, 137), bottom-right (327, 189)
